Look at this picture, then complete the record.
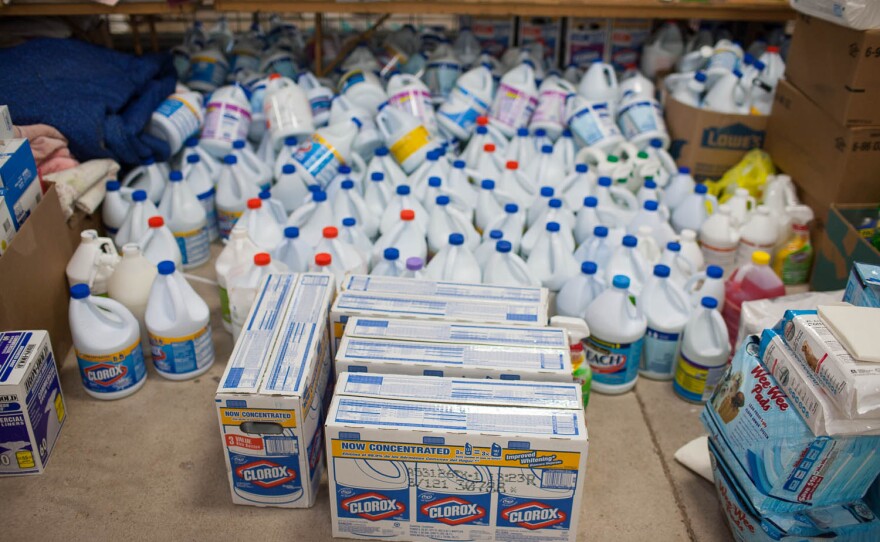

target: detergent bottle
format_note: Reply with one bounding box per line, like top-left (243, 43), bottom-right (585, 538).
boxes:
top-left (69, 283), bottom-right (147, 399)
top-left (372, 209), bottom-right (427, 266)
top-left (67, 230), bottom-right (120, 296)
top-left (158, 170), bottom-right (210, 269)
top-left (683, 264), bottom-right (725, 309)
top-left (626, 200), bottom-right (676, 248)
top-left (339, 217), bottom-right (373, 263)
top-left (371, 248), bottom-right (407, 277)
top-left (556, 261), bottom-right (605, 318)
top-left (574, 197), bottom-right (601, 246)
top-left (483, 240), bottom-right (539, 287)
top-left (437, 65), bottom-right (493, 140)
top-left (333, 179), bottom-right (378, 238)
top-left (671, 71), bottom-right (707, 107)
top-left (231, 139), bottom-right (272, 192)
top-left (183, 154), bottom-right (219, 242)
top-left (107, 243), bottom-right (156, 357)
top-left (216, 228), bottom-right (259, 334)
top-left (527, 222), bottom-right (579, 291)
top-left (216, 154), bottom-right (259, 239)
top-left (258, 189), bottom-right (287, 225)
top-left (139, 216), bottom-right (183, 269)
top-left (228, 253), bottom-right (288, 340)
top-left (200, 84), bottom-right (252, 158)
top-left (736, 205), bottom-right (778, 266)
top-left (699, 204), bottom-right (740, 275)
top-left (584, 274), bottom-right (646, 395)
top-left (561, 164), bottom-right (596, 210)
top-left (376, 103), bottom-right (432, 174)
top-left (673, 296), bottom-right (730, 403)
top-left (772, 204), bottom-right (814, 289)
top-left (286, 189), bottom-right (335, 247)
top-left (380, 185), bottom-right (428, 235)
top-left (475, 230), bottom-right (504, 269)
top-left (241, 198), bottom-right (284, 251)
top-left (103, 181), bottom-right (130, 237)
top-left (292, 118), bottom-right (360, 187)
top-left (659, 241), bottom-right (695, 288)
top-left (489, 62), bottom-right (538, 138)
top-left (671, 183), bottom-right (716, 234)
top-left (145, 260), bottom-right (215, 380)
top-left (530, 76), bottom-right (577, 141)
top-left (317, 225), bottom-right (367, 275)
top-left (640, 264), bottom-right (691, 380)
top-left (427, 196), bottom-right (479, 255)
top-left (123, 157), bottom-right (167, 204)
top-left (272, 226), bottom-right (311, 273)
top-left (573, 225), bottom-right (615, 268)
top-left (425, 233), bottom-right (482, 283)
top-left (722, 251), bottom-right (785, 349)
top-left (605, 235), bottom-right (650, 295)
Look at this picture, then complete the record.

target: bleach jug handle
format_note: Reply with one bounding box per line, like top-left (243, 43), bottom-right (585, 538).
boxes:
top-left (683, 271), bottom-right (706, 295)
top-left (89, 296), bottom-right (130, 329)
top-left (705, 193), bottom-right (719, 215)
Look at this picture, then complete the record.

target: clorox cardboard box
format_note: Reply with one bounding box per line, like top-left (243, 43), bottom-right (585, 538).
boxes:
top-left (326, 373), bottom-right (588, 541)
top-left (215, 273), bottom-right (335, 508)
top-left (0, 330), bottom-right (66, 476)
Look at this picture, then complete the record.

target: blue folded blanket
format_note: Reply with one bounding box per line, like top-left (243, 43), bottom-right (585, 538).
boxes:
top-left (0, 38), bottom-right (177, 165)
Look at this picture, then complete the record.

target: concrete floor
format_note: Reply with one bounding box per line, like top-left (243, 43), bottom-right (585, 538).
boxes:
top-left (0, 247), bottom-right (733, 541)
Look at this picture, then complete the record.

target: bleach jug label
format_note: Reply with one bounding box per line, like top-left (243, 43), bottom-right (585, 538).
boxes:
top-left (585, 335), bottom-right (642, 387)
top-left (155, 96), bottom-right (201, 141)
top-left (310, 96), bottom-right (332, 120)
top-left (197, 188), bottom-right (219, 240)
top-left (389, 89), bottom-right (435, 130)
top-left (217, 209), bottom-right (243, 240)
top-left (190, 56), bottom-right (226, 88)
top-left (75, 340), bottom-right (147, 395)
top-left (150, 324), bottom-right (214, 376)
top-left (530, 89), bottom-right (568, 125)
top-left (490, 83), bottom-right (538, 130)
top-left (569, 105), bottom-right (610, 147)
top-left (293, 133), bottom-right (343, 187)
top-left (674, 351), bottom-right (725, 403)
top-left (641, 328), bottom-right (681, 377)
top-left (174, 226), bottom-right (211, 268)
top-left (202, 101), bottom-right (251, 145)
top-left (617, 99), bottom-right (665, 140)
top-left (340, 71), bottom-right (367, 93)
top-left (440, 85), bottom-right (490, 134)
top-left (390, 125), bottom-right (431, 165)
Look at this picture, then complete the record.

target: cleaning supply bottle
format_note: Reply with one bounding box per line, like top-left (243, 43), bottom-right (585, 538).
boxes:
top-left (228, 253), bottom-right (288, 340)
top-left (722, 251), bottom-right (785, 350)
top-left (200, 84), bottom-right (252, 158)
top-left (663, 166), bottom-right (696, 211)
top-left (556, 261), bottom-right (606, 318)
top-left (550, 315), bottom-right (593, 408)
top-left (605, 235), bottom-right (650, 295)
top-left (372, 209), bottom-right (427, 267)
top-left (139, 216), bottom-right (183, 269)
top-left (626, 200), bottom-right (676, 248)
top-left (520, 200), bottom-right (576, 259)
top-left (145, 260), bottom-right (214, 380)
top-left (573, 225), bottom-right (615, 269)
top-left (231, 139), bottom-right (272, 192)
top-left (158, 170), bottom-right (210, 269)
top-left (574, 197), bottom-right (601, 247)
top-left (182, 136), bottom-right (222, 182)
top-left (69, 283), bottom-right (147, 400)
top-left (671, 183), bottom-right (716, 234)
top-left (593, 176), bottom-right (638, 227)
top-left (273, 136), bottom-right (301, 180)
top-left (584, 274), bottom-right (646, 395)
top-left (376, 103), bottom-right (432, 174)
top-left (671, 71), bottom-right (706, 107)
top-left (216, 154), bottom-right (259, 239)
top-left (122, 157), bottom-right (167, 204)
top-left (483, 240), bottom-right (539, 287)
top-left (108, 243), bottom-right (157, 357)
top-left (437, 65), bottom-right (493, 140)
top-left (526, 222), bottom-right (579, 291)
top-left (475, 230), bottom-right (504, 269)
top-left (310, 252), bottom-right (346, 284)
top-left (561, 164), bottom-right (597, 212)
top-left (317, 226), bottom-right (367, 275)
top-left (726, 187), bottom-right (756, 229)
top-left (702, 69), bottom-right (749, 114)
top-left (659, 241), bottom-right (695, 288)
top-left (273, 163), bottom-right (310, 214)
top-left (772, 204), bottom-right (814, 289)
top-left (286, 189), bottom-right (335, 247)
top-left (259, 189), bottom-right (287, 225)
top-left (673, 297), bottom-right (730, 403)
top-left (530, 76), bottom-right (577, 141)
top-left (116, 190), bottom-right (159, 248)
top-left (67, 230), bottom-right (120, 295)
top-left (339, 217), bottom-right (373, 263)
top-left (678, 229), bottom-right (705, 272)
top-left (475, 179), bottom-right (506, 233)
top-left (427, 196), bottom-right (479, 255)
top-left (371, 248), bottom-right (407, 277)
top-left (292, 118), bottom-right (361, 187)
top-left (425, 233), bottom-right (482, 283)
top-left (183, 154), bottom-right (219, 242)
top-left (737, 205), bottom-right (779, 266)
top-left (486, 203), bottom-right (525, 254)
top-left (683, 264), bottom-right (725, 309)
top-left (386, 73), bottom-right (439, 136)
top-left (368, 146), bottom-right (408, 188)
top-left (635, 226), bottom-right (663, 266)
top-left (216, 225), bottom-right (260, 332)
top-left (489, 62), bottom-right (538, 138)
top-left (272, 226), bottom-right (311, 273)
top-left (363, 171), bottom-right (394, 219)
top-left (640, 264), bottom-right (691, 380)
top-left (333, 179), bottom-right (378, 239)
top-left (262, 75), bottom-right (314, 150)
top-left (699, 204), bottom-right (740, 276)
top-left (496, 160), bottom-right (535, 207)
top-left (240, 198), bottom-right (283, 252)
top-left (103, 180), bottom-right (129, 237)
top-left (379, 184), bottom-right (429, 235)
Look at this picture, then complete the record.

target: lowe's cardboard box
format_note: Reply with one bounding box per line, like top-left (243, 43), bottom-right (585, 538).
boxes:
top-left (665, 95), bottom-right (768, 180)
top-left (787, 14), bottom-right (880, 126)
top-left (765, 80), bottom-right (880, 223)
top-left (327, 373), bottom-right (588, 541)
top-left (0, 331), bottom-right (66, 475)
top-left (215, 273), bottom-right (335, 508)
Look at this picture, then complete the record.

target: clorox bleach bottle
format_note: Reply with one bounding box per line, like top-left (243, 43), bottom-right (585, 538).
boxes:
top-left (317, 226), bottom-right (367, 275)
top-left (182, 137), bottom-right (222, 182)
top-left (427, 196), bottom-right (479, 255)
top-left (505, 127), bottom-right (533, 164)
top-left (673, 297), bottom-right (730, 403)
top-left (683, 264), bottom-right (725, 309)
top-left (183, 154), bottom-right (219, 242)
top-left (292, 118), bottom-right (361, 188)
top-left (158, 171), bottom-right (210, 269)
top-left (565, 96), bottom-right (624, 154)
top-left (339, 217), bottom-right (373, 264)
top-left (103, 181), bottom-right (129, 237)
top-left (626, 200), bottom-right (676, 248)
top-left (584, 274), bottom-right (646, 395)
top-left (641, 264), bottom-right (692, 380)
top-left (489, 62), bottom-right (538, 138)
top-left (241, 198), bottom-right (283, 251)
top-left (387, 73), bottom-right (439, 135)
top-left (69, 283), bottom-right (147, 400)
top-left (736, 205), bottom-right (778, 266)
top-left (425, 233), bottom-right (482, 282)
top-left (699, 204), bottom-right (740, 275)
top-left (475, 181), bottom-right (506, 234)
top-left (67, 230), bottom-right (120, 295)
top-left (702, 69), bottom-right (749, 114)
top-left (376, 103), bottom-right (432, 174)
top-left (521, 201), bottom-right (576, 259)
top-left (561, 164), bottom-right (596, 210)
top-left (372, 209), bottom-right (427, 266)
top-left (136, 214), bottom-right (181, 268)
top-left (527, 222), bottom-right (579, 291)
top-left (660, 241), bottom-right (695, 288)
top-left (447, 159), bottom-right (477, 203)
top-left (530, 76), bottom-right (576, 141)
top-left (484, 240), bottom-right (539, 287)
top-left (216, 155), bottom-right (259, 239)
top-left (272, 226), bottom-right (311, 273)
top-left (216, 225), bottom-right (260, 332)
top-left (371, 248), bottom-right (407, 277)
top-left (298, 71), bottom-right (333, 127)
top-left (145, 261), bottom-right (214, 380)
top-left (228, 253), bottom-right (288, 340)
top-left (108, 243), bottom-right (157, 357)
top-left (573, 225), bottom-right (615, 268)
top-left (258, 189), bottom-right (287, 225)
top-left (231, 139), bottom-right (272, 192)
top-left (671, 183), bottom-right (716, 234)
top-left (368, 146), bottom-right (409, 188)
top-left (273, 136), bottom-right (300, 180)
top-left (605, 235), bottom-right (650, 295)
top-left (286, 189), bottom-right (335, 247)
top-left (333, 179), bottom-right (378, 238)
top-left (475, 230), bottom-right (504, 269)
top-left (556, 261), bottom-right (605, 318)
top-left (535, 144), bottom-right (567, 189)
top-left (573, 197), bottom-right (601, 246)
top-left (123, 157), bottom-right (167, 204)
top-left (437, 65), bottom-right (493, 140)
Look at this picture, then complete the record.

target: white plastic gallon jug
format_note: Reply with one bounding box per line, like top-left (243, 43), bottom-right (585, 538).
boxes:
top-left (183, 137), bottom-right (222, 182)
top-left (183, 154), bottom-right (219, 242)
top-left (333, 179), bottom-right (378, 238)
top-left (671, 71), bottom-right (707, 108)
top-left (372, 209), bottom-right (427, 266)
top-left (489, 63), bottom-right (538, 138)
top-left (108, 243), bottom-right (156, 356)
top-left (640, 263), bottom-right (691, 380)
top-left (702, 69), bottom-right (749, 114)
top-left (292, 118), bottom-right (360, 188)
top-left (67, 230), bottom-right (120, 296)
top-left (317, 225), bottom-right (367, 275)
top-left (286, 189), bottom-right (335, 247)
top-left (69, 283), bottom-right (147, 400)
top-left (584, 274), bottom-right (646, 395)
top-left (678, 229), bottom-right (705, 271)
top-left (216, 225), bottom-right (259, 332)
top-left (486, 203), bottom-right (525, 254)
top-left (188, 45), bottom-right (228, 93)
top-left (626, 200), bottom-right (676, 248)
top-left (671, 183), bottom-right (717, 234)
top-left (619, 68), bottom-right (656, 101)
top-left (270, 226), bottom-right (309, 273)
top-left (102, 180), bottom-right (130, 237)
top-left (640, 22), bottom-right (685, 78)
top-left (565, 96), bottom-right (624, 153)
top-left (699, 204), bottom-right (740, 276)
top-left (593, 176), bottom-right (638, 227)
top-left (263, 75), bottom-right (315, 150)
top-left (425, 233), bottom-right (482, 283)
top-left (145, 260), bottom-right (215, 380)
top-left (534, 144), bottom-right (567, 190)
top-left (673, 296), bottom-right (730, 403)
top-left (573, 196), bottom-right (601, 246)
top-left (376, 104), bottom-right (432, 175)
top-left (573, 225), bottom-right (615, 269)
top-left (474, 179), bottom-right (506, 234)
top-left (659, 241), bottom-right (696, 288)
top-left (556, 261), bottom-right (605, 318)
top-left (158, 171), bottom-right (210, 269)
top-left (339, 217), bottom-right (373, 263)
top-left (231, 139), bottom-right (272, 192)
top-left (496, 160), bottom-right (535, 206)
top-left (371, 248), bottom-right (407, 277)
top-left (273, 163), bottom-right (309, 214)
top-left (605, 235), bottom-right (650, 295)
top-left (201, 84), bottom-right (252, 158)
top-left (561, 163), bottom-right (597, 210)
top-left (228, 253), bottom-right (288, 340)
top-left (736, 205), bottom-right (778, 266)
top-left (241, 198), bottom-right (283, 251)
top-left (387, 74), bottom-right (439, 136)
top-left (520, 201), bottom-right (576, 259)
top-left (380, 185), bottom-right (428, 235)
top-left (116, 190), bottom-right (159, 248)
top-left (368, 146), bottom-right (409, 189)
top-left (616, 92), bottom-right (669, 149)
top-left (683, 265), bottom-right (725, 309)
top-left (530, 76), bottom-right (576, 141)
top-left (526, 222), bottom-right (579, 291)
top-left (258, 189), bottom-right (287, 225)
top-left (484, 240), bottom-right (540, 287)
top-left (123, 158), bottom-right (167, 204)
top-left (298, 71), bottom-right (333, 127)
top-left (216, 154), bottom-right (259, 239)
top-left (578, 62), bottom-right (620, 107)
top-left (140, 216), bottom-right (183, 269)
top-left (148, 91), bottom-right (204, 156)
top-left (427, 196), bottom-right (479, 255)
top-left (437, 65), bottom-right (493, 140)
top-left (363, 171), bottom-right (393, 219)
top-left (339, 69), bottom-right (388, 112)
top-left (663, 167), bottom-right (697, 212)
top-left (726, 188), bottom-right (756, 229)
top-left (475, 230), bottom-right (504, 269)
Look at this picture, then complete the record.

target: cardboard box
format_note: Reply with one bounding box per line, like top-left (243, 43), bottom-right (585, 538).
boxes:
top-left (518, 17), bottom-right (562, 64)
top-left (466, 16), bottom-right (514, 58)
top-left (765, 80), bottom-right (880, 223)
top-left (215, 273), bottom-right (335, 508)
top-left (0, 139), bottom-right (41, 230)
top-left (787, 14), bottom-right (880, 126)
top-left (565, 18), bottom-right (607, 67)
top-left (0, 331), bottom-right (66, 475)
top-left (0, 105), bottom-right (13, 139)
top-left (0, 186), bottom-right (77, 358)
top-left (812, 204), bottom-right (880, 291)
top-left (665, 95), bottom-right (768, 181)
top-left (326, 373), bottom-right (587, 541)
top-left (0, 195), bottom-right (14, 256)
top-left (845, 262), bottom-right (880, 308)
top-left (340, 275), bottom-right (549, 309)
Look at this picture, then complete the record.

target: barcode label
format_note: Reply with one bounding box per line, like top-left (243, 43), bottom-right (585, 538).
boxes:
top-left (2, 218), bottom-right (10, 233)
top-left (265, 437), bottom-right (297, 456)
top-left (541, 470), bottom-right (577, 489)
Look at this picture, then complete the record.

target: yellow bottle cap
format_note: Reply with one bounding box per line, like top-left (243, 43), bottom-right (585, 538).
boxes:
top-left (752, 251), bottom-right (771, 266)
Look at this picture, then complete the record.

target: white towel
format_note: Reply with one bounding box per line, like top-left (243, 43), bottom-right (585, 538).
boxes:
top-left (674, 436), bottom-right (712, 483)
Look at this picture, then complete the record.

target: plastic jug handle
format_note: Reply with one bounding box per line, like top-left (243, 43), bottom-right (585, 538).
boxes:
top-left (164, 274), bottom-right (191, 320)
top-left (683, 271), bottom-right (706, 294)
top-left (348, 153), bottom-right (366, 177)
top-left (678, 255), bottom-right (695, 277)
top-left (88, 296), bottom-right (130, 329)
top-left (705, 194), bottom-right (719, 215)
top-left (746, 195), bottom-right (757, 211)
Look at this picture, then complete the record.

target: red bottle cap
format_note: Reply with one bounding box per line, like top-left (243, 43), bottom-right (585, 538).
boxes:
top-left (315, 253), bottom-right (332, 266)
top-left (400, 209), bottom-right (415, 221)
top-left (254, 253), bottom-right (271, 266)
top-left (247, 198), bottom-right (262, 209)
top-left (323, 226), bottom-right (338, 238)
top-left (148, 216), bottom-right (164, 227)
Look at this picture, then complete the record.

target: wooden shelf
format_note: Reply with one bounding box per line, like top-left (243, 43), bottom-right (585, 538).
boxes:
top-left (0, 1), bottom-right (197, 16)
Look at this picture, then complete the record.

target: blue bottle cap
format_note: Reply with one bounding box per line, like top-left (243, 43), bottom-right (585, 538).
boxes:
top-left (282, 164), bottom-right (296, 175)
top-left (371, 172), bottom-right (384, 181)
top-left (541, 145), bottom-right (553, 154)
top-left (436, 195), bottom-right (450, 206)
top-left (259, 189), bottom-right (271, 200)
top-left (667, 241), bottom-right (681, 252)
top-left (695, 71), bottom-right (707, 82)
top-left (517, 127), bottom-right (529, 137)
top-left (707, 265), bottom-right (724, 279)
top-left (397, 185), bottom-right (411, 196)
top-left (224, 155), bottom-right (237, 165)
top-left (575, 163), bottom-right (588, 174)
top-left (644, 200), bottom-right (659, 211)
top-left (339, 165), bottom-right (352, 174)
top-left (449, 233), bottom-right (465, 245)
top-left (233, 140), bottom-right (246, 149)
top-left (505, 203), bottom-right (518, 213)
top-left (562, 129), bottom-right (573, 138)
top-left (481, 179), bottom-right (495, 190)
top-left (695, 183), bottom-right (708, 194)
top-left (383, 248), bottom-right (399, 260)
top-left (186, 154), bottom-right (200, 164)
top-left (132, 190), bottom-right (147, 202)
top-left (106, 180), bottom-right (120, 191)
top-left (581, 261), bottom-right (597, 275)
top-left (701, 297), bottom-right (718, 309)
top-left (598, 177), bottom-right (612, 187)
top-left (70, 284), bottom-right (90, 299)
top-left (653, 264), bottom-right (671, 278)
top-left (185, 136), bottom-right (199, 147)
top-left (428, 176), bottom-right (442, 187)
top-left (313, 190), bottom-right (327, 202)
top-left (594, 225), bottom-right (608, 237)
top-left (534, 128), bottom-right (547, 137)
top-left (476, 126), bottom-right (488, 135)
top-left (453, 160), bottom-right (466, 169)
top-left (549, 198), bottom-right (562, 209)
top-left (143, 157), bottom-right (156, 166)
top-left (623, 235), bottom-right (638, 247)
top-left (546, 221), bottom-right (561, 232)
top-left (540, 186), bottom-right (554, 197)
top-left (650, 138), bottom-right (663, 149)
top-left (284, 136), bottom-right (298, 146)
top-left (341, 180), bottom-right (355, 190)
top-left (644, 179), bottom-right (657, 189)
top-left (284, 226), bottom-right (300, 238)
top-left (158, 261), bottom-right (176, 275)
top-left (612, 275), bottom-right (630, 289)
top-left (489, 229), bottom-right (503, 240)
top-left (583, 196), bottom-right (598, 208)
top-left (169, 170), bottom-right (183, 182)
top-left (678, 166), bottom-right (690, 174)
top-left (496, 240), bottom-right (512, 253)
top-left (342, 217), bottom-right (356, 227)
top-left (375, 146), bottom-right (389, 157)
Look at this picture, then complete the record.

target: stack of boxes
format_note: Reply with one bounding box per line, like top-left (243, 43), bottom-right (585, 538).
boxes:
top-left (0, 105), bottom-right (42, 256)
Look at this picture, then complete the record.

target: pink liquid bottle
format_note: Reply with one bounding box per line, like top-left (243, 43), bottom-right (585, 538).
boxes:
top-left (722, 250), bottom-right (785, 351)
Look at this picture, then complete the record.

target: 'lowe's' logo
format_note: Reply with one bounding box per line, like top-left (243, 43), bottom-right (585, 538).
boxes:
top-left (342, 492), bottom-right (406, 521)
top-left (84, 363), bottom-right (127, 387)
top-left (701, 123), bottom-right (765, 151)
top-left (235, 460), bottom-right (296, 488)
top-left (501, 502), bottom-right (567, 530)
top-left (421, 496), bottom-right (486, 526)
